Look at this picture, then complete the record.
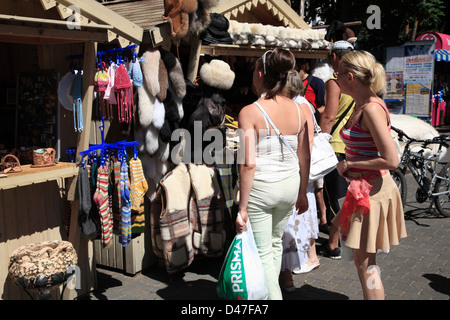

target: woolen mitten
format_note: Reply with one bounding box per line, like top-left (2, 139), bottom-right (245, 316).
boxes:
top-left (129, 157), bottom-right (148, 211)
top-left (93, 165), bottom-right (113, 248)
top-left (77, 166), bottom-right (97, 236)
top-left (119, 161), bottom-right (132, 246)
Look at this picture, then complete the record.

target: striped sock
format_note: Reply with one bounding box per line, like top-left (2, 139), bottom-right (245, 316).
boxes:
top-left (119, 161), bottom-right (132, 246)
top-left (93, 165), bottom-right (113, 248)
top-left (112, 161), bottom-right (122, 235)
top-left (129, 157), bottom-right (148, 211)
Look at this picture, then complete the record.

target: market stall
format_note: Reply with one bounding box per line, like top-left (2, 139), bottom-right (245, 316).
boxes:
top-left (99, 0), bottom-right (331, 277)
top-left (0, 0), bottom-right (143, 299)
top-left (416, 32), bottom-right (450, 126)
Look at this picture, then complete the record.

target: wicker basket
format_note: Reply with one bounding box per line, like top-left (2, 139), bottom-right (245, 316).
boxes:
top-left (32, 148), bottom-right (55, 166)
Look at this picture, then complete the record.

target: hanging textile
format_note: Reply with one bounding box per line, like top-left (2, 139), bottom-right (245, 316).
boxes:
top-left (70, 70), bottom-right (83, 132)
top-left (119, 159), bottom-right (132, 246)
top-left (114, 64), bottom-right (134, 123)
top-left (93, 164), bottom-right (113, 248)
top-left (94, 61), bottom-right (113, 120)
top-left (129, 157), bottom-right (148, 234)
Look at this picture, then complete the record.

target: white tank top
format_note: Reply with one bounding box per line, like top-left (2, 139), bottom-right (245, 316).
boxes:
top-left (253, 101), bottom-right (301, 183)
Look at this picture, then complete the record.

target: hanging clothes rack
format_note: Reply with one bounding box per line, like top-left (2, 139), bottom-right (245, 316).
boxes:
top-left (79, 117), bottom-right (139, 164)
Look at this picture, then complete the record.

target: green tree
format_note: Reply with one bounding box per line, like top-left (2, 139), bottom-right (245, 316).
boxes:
top-left (297, 0), bottom-right (446, 57)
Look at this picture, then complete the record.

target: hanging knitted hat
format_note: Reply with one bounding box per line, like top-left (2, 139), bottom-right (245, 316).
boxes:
top-left (94, 62), bottom-right (109, 92)
top-left (114, 64), bottom-right (134, 123)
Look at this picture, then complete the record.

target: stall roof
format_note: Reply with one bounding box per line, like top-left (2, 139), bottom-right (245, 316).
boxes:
top-left (417, 32), bottom-right (450, 62)
top-left (104, 0), bottom-right (166, 32)
top-left (417, 32), bottom-right (450, 50)
top-left (214, 0), bottom-right (310, 29)
top-left (0, 0), bottom-right (143, 45)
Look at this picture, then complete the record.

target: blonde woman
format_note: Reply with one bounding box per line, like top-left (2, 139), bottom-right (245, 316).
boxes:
top-left (334, 50), bottom-right (407, 300)
top-left (236, 48), bottom-right (310, 300)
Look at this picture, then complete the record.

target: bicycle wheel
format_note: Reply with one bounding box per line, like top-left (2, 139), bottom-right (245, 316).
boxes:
top-left (433, 163), bottom-right (450, 217)
top-left (390, 169), bottom-right (407, 208)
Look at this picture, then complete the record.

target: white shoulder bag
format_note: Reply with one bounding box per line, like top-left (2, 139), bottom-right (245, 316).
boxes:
top-left (304, 100), bottom-right (338, 182)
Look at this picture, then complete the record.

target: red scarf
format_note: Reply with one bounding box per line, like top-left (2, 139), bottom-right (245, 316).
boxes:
top-left (339, 170), bottom-right (386, 234)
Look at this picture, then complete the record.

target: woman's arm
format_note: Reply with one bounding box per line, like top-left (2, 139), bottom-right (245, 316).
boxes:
top-left (337, 102), bottom-right (399, 176)
top-left (320, 79), bottom-right (340, 134)
top-left (296, 107), bottom-right (310, 214)
top-left (236, 105), bottom-right (257, 233)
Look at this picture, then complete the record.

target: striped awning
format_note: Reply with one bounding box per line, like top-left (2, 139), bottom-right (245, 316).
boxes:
top-left (435, 49), bottom-right (450, 62)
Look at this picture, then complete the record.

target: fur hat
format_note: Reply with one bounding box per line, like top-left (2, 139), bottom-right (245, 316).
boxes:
top-left (199, 59), bottom-right (235, 91)
top-left (189, 0), bottom-right (215, 36)
top-left (137, 85), bottom-right (154, 128)
top-left (141, 49), bottom-right (161, 97)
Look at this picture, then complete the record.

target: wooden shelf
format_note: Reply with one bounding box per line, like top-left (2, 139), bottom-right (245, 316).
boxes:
top-left (200, 44), bottom-right (330, 59)
top-left (0, 162), bottom-right (78, 190)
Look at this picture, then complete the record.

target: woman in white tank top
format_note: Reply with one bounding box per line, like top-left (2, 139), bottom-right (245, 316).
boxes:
top-left (236, 48), bottom-right (311, 300)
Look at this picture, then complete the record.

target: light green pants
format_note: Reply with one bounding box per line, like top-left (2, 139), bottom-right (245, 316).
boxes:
top-left (247, 174), bottom-right (300, 300)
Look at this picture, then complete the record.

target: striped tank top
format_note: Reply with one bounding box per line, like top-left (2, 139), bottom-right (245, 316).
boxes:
top-left (339, 101), bottom-right (391, 172)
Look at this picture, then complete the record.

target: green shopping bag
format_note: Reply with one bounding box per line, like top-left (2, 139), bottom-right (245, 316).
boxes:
top-left (216, 214), bottom-right (268, 300)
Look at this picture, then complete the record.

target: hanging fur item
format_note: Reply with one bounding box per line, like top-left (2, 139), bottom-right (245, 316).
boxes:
top-left (152, 97), bottom-right (166, 130)
top-left (137, 85), bottom-right (154, 128)
top-left (163, 0), bottom-right (198, 39)
top-left (145, 124), bottom-right (160, 156)
top-left (141, 49), bottom-right (161, 97)
top-left (114, 64), bottom-right (134, 123)
top-left (160, 49), bottom-right (186, 100)
top-left (157, 59), bottom-right (169, 102)
top-left (189, 0), bottom-right (216, 36)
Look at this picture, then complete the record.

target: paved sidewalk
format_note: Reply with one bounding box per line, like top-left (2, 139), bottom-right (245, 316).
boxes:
top-left (82, 131), bottom-right (450, 301)
top-left (83, 184), bottom-right (449, 301)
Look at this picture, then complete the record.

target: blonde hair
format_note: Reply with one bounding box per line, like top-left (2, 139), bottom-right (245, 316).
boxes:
top-left (284, 70), bottom-right (304, 99)
top-left (340, 51), bottom-right (386, 96)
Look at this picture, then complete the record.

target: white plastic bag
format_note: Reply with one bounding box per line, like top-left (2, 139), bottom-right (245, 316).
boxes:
top-left (217, 214), bottom-right (268, 300)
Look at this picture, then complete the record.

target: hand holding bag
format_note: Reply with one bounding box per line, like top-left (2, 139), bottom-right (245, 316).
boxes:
top-left (216, 213), bottom-right (268, 300)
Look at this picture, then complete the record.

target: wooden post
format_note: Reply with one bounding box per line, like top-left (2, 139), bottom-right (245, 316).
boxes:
top-left (65, 41), bottom-right (97, 299)
top-left (186, 38), bottom-right (202, 83)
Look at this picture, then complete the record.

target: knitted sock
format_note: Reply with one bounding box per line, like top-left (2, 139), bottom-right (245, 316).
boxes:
top-left (131, 198), bottom-right (145, 234)
top-left (119, 161), bottom-right (132, 246)
top-left (129, 157), bottom-right (148, 211)
top-left (77, 166), bottom-right (97, 237)
top-left (94, 165), bottom-right (113, 248)
top-left (112, 161), bottom-right (122, 234)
